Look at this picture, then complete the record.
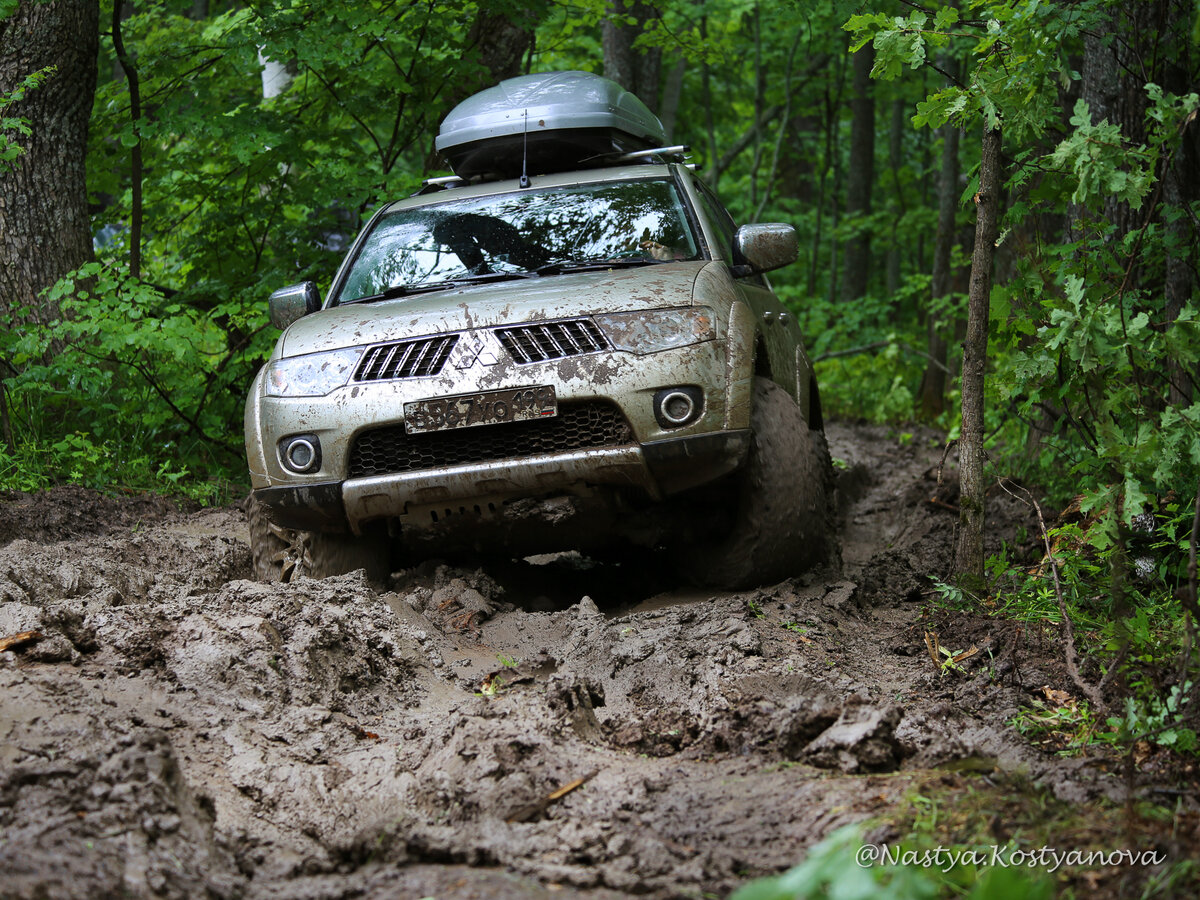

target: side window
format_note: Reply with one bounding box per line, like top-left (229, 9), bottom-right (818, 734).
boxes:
top-left (695, 182), bottom-right (736, 256)
top-left (696, 182), bottom-right (767, 287)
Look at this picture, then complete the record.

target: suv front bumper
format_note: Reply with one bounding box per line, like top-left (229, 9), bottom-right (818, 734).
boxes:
top-left (253, 429), bottom-right (749, 533)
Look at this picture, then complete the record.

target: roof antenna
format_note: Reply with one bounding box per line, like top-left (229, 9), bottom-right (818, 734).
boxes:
top-left (519, 109), bottom-right (531, 189)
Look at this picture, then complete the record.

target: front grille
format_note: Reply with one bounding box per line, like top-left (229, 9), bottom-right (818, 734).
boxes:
top-left (354, 335), bottom-right (458, 381)
top-left (495, 318), bottom-right (607, 364)
top-left (348, 401), bottom-right (633, 478)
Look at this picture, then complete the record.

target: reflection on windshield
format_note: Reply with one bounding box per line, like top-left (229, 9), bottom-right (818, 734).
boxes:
top-left (337, 179), bottom-right (700, 303)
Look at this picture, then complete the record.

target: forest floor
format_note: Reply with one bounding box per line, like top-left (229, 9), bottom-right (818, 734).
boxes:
top-left (0, 423), bottom-right (1196, 899)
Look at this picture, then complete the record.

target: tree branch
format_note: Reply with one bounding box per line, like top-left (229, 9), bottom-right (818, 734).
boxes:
top-left (111, 5), bottom-right (143, 280)
top-left (999, 479), bottom-right (1105, 709)
top-left (707, 54), bottom-right (830, 181)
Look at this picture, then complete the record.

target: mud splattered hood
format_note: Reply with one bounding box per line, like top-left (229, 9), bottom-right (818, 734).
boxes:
top-left (277, 261), bottom-right (708, 358)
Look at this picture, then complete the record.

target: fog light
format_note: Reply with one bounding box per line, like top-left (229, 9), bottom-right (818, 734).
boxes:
top-left (279, 434), bottom-right (321, 473)
top-left (654, 386), bottom-right (703, 428)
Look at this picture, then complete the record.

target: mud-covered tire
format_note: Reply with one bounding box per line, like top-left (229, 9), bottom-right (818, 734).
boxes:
top-left (246, 495), bottom-right (391, 584)
top-left (682, 377), bottom-right (835, 589)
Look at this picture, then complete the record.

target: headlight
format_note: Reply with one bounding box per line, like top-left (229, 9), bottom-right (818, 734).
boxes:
top-left (265, 348), bottom-right (362, 397)
top-left (593, 306), bottom-right (716, 355)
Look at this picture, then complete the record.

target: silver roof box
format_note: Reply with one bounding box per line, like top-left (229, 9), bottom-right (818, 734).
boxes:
top-left (435, 71), bottom-right (667, 180)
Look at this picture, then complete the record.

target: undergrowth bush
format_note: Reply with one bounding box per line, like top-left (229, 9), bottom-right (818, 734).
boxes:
top-left (0, 259), bottom-right (266, 503)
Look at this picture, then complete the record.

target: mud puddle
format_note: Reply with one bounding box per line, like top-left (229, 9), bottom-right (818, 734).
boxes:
top-left (0, 423), bottom-right (1164, 898)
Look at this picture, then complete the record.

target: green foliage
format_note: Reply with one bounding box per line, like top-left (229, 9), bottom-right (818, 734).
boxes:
top-left (729, 825), bottom-right (929, 900)
top-left (845, 0), bottom-right (1072, 139)
top-left (1010, 696), bottom-right (1103, 754)
top-left (0, 432), bottom-right (225, 504)
top-left (0, 67), bottom-right (53, 163)
top-left (731, 821), bottom-right (1054, 900)
top-left (992, 81), bottom-right (1200, 538)
top-left (803, 264), bottom-right (948, 424)
top-left (1107, 681), bottom-right (1197, 753)
top-left (846, 0), bottom-right (1199, 758)
top-left (0, 258), bottom-right (248, 501)
top-left (818, 350), bottom-right (921, 422)
top-left (982, 499), bottom-right (1199, 758)
top-left (1048, 100), bottom-right (1154, 208)
top-left (2, 0), bottom-right (577, 497)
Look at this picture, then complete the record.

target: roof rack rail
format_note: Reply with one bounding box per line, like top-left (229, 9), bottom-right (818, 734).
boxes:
top-left (416, 174), bottom-right (468, 195)
top-left (421, 174), bottom-right (466, 187)
top-left (597, 144), bottom-right (691, 165)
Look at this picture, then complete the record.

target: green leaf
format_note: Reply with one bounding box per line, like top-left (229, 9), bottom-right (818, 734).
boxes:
top-left (873, 26), bottom-right (927, 80)
top-left (913, 87), bottom-right (968, 128)
top-left (934, 5), bottom-right (960, 30)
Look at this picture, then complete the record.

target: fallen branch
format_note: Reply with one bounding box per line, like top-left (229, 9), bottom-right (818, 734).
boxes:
top-left (814, 339), bottom-right (952, 374)
top-left (815, 340), bottom-right (890, 361)
top-left (507, 769), bottom-right (600, 823)
top-left (937, 438), bottom-right (957, 487)
top-left (0, 630), bottom-right (43, 653)
top-left (924, 631), bottom-right (940, 669)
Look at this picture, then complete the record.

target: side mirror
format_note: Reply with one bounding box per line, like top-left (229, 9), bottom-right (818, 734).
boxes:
top-left (733, 224), bottom-right (798, 275)
top-left (268, 281), bottom-right (321, 329)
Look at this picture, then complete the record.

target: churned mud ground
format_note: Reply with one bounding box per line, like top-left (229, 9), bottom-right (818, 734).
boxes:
top-left (1, 423), bottom-right (1196, 899)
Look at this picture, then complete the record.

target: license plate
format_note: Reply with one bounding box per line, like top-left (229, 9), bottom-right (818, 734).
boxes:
top-left (404, 386), bottom-right (557, 434)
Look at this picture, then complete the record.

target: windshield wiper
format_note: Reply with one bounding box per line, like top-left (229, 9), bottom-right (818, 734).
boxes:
top-left (533, 257), bottom-right (674, 276)
top-left (343, 281), bottom-right (460, 304)
top-left (449, 270), bottom-right (538, 285)
top-left (345, 270), bottom-right (537, 304)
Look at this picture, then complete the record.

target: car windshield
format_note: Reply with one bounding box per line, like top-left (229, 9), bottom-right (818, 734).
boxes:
top-left (336, 179), bottom-right (701, 303)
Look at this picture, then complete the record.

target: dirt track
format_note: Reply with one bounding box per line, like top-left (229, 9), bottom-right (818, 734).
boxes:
top-left (0, 424), bottom-right (1153, 898)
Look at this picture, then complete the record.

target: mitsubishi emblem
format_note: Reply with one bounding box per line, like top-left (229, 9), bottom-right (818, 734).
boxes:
top-left (453, 335), bottom-right (498, 369)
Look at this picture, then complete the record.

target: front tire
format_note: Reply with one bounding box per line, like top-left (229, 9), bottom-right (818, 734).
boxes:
top-left (682, 377), bottom-right (835, 589)
top-left (246, 495), bottom-right (391, 584)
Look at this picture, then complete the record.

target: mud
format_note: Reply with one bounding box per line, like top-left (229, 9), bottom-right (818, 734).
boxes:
top-left (0, 424), bottom-right (1183, 898)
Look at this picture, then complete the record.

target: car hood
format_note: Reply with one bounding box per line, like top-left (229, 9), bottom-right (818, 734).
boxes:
top-left (277, 261), bottom-right (707, 358)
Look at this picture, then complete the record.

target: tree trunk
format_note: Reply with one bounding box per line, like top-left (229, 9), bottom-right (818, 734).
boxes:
top-left (0, 0), bottom-right (98, 320)
top-left (841, 45), bottom-right (874, 301)
top-left (602, 1), bottom-right (660, 112)
top-left (701, 15), bottom-right (717, 191)
top-left (885, 97), bottom-right (905, 300)
top-left (659, 58), bottom-right (685, 143)
top-left (918, 120), bottom-right (960, 418)
top-left (467, 9), bottom-right (535, 90)
top-left (111, 3), bottom-right (142, 280)
top-left (428, 9), bottom-right (536, 170)
top-left (955, 125), bottom-right (1002, 581)
top-left (1160, 2), bottom-right (1198, 408)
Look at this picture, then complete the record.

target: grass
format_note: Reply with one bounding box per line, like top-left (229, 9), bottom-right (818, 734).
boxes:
top-left (732, 770), bottom-right (1196, 900)
top-left (0, 434), bottom-right (241, 505)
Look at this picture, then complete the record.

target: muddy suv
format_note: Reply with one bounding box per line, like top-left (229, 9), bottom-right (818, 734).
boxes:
top-left (245, 71), bottom-right (833, 588)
